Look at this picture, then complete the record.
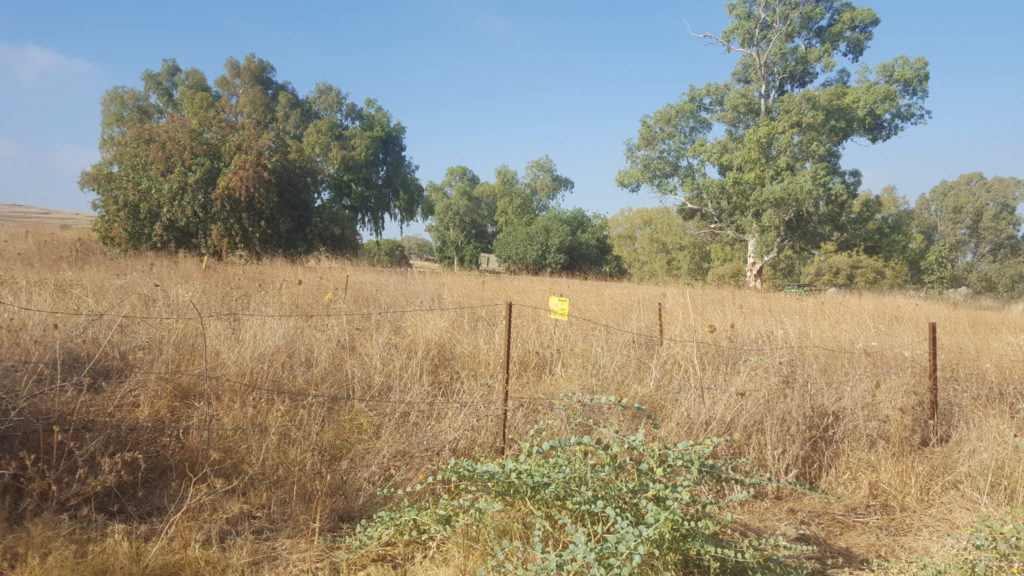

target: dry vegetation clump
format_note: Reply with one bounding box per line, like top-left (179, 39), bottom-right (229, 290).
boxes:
top-left (1, 221), bottom-right (1022, 574)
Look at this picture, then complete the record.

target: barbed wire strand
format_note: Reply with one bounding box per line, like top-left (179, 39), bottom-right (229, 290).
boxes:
top-left (0, 299), bottom-right (505, 321)
top-left (0, 298), bottom-right (964, 356)
top-left (0, 406), bottom-right (468, 436)
top-left (0, 358), bottom-right (494, 407)
top-left (511, 302), bottom-right (926, 355)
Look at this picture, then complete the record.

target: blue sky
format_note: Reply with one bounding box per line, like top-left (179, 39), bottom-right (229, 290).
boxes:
top-left (1, 1), bottom-right (1021, 238)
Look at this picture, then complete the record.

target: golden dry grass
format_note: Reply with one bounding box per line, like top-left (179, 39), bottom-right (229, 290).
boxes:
top-left (1, 216), bottom-right (1022, 574)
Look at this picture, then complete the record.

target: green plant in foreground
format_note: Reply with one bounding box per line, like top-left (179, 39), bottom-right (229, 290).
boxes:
top-left (336, 398), bottom-right (812, 575)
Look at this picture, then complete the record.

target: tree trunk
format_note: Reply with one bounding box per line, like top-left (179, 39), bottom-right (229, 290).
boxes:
top-left (745, 237), bottom-right (765, 289)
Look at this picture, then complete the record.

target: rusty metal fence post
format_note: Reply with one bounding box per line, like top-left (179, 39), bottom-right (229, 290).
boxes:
top-left (928, 321), bottom-right (938, 427)
top-left (500, 302), bottom-right (513, 456)
top-left (658, 302), bottom-right (664, 346)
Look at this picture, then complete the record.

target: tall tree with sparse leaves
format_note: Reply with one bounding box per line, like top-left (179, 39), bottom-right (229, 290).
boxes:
top-left (617, 0), bottom-right (930, 288)
top-left (81, 55), bottom-right (423, 257)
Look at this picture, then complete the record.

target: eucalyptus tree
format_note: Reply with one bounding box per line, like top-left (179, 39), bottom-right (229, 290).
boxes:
top-left (81, 54), bottom-right (422, 257)
top-left (423, 166), bottom-right (494, 269)
top-left (913, 172), bottom-right (1024, 287)
top-left (424, 157), bottom-right (574, 269)
top-left (617, 0), bottom-right (930, 288)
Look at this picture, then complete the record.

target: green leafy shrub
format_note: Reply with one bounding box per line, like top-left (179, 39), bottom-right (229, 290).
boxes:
top-left (801, 251), bottom-right (910, 289)
top-left (707, 241), bottom-right (747, 287)
top-left (920, 245), bottom-right (957, 291)
top-left (338, 398), bottom-right (811, 575)
top-left (967, 258), bottom-right (1024, 299)
top-left (400, 235), bottom-right (434, 260)
top-left (360, 239), bottom-right (411, 268)
top-left (494, 208), bottom-right (622, 277)
top-left (607, 207), bottom-right (711, 282)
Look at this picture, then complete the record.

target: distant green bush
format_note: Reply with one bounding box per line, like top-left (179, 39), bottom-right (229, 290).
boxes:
top-left (706, 241), bottom-right (747, 287)
top-left (494, 208), bottom-right (622, 277)
top-left (360, 239), bottom-right (411, 268)
top-left (801, 251), bottom-right (909, 289)
top-left (400, 235), bottom-right (434, 260)
top-left (607, 207), bottom-right (711, 282)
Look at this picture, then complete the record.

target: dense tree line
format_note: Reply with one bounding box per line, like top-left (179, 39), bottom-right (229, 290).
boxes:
top-left (79, 5), bottom-right (1023, 297)
top-left (80, 55), bottom-right (422, 257)
top-left (605, 173), bottom-right (1024, 297)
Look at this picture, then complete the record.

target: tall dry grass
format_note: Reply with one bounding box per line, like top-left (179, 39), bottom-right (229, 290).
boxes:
top-left (1, 220), bottom-right (1022, 574)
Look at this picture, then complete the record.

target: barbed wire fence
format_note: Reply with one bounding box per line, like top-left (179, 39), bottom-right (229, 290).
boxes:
top-left (0, 294), bottom-right (981, 470)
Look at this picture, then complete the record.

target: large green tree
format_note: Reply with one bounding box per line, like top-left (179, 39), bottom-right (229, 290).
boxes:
top-left (617, 0), bottom-right (930, 288)
top-left (80, 55), bottom-right (423, 257)
top-left (423, 166), bottom-right (495, 268)
top-left (913, 172), bottom-right (1024, 289)
top-left (423, 157), bottom-right (575, 269)
top-left (485, 156), bottom-right (575, 231)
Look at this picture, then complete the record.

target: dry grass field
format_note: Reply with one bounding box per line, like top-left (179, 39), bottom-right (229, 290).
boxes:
top-left (0, 206), bottom-right (1022, 574)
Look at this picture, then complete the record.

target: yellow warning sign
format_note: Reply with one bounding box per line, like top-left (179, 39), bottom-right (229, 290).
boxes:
top-left (548, 296), bottom-right (570, 321)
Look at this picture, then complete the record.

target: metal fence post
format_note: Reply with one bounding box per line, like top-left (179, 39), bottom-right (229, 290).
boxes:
top-left (500, 302), bottom-right (513, 456)
top-left (928, 321), bottom-right (938, 426)
top-left (658, 302), bottom-right (664, 346)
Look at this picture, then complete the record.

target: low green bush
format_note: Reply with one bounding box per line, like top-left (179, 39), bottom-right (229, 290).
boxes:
top-left (337, 398), bottom-right (812, 575)
top-left (360, 239), bottom-right (411, 268)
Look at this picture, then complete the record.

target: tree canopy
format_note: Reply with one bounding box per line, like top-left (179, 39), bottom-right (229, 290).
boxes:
top-left (423, 157), bottom-right (574, 269)
top-left (80, 55), bottom-right (423, 257)
top-left (423, 165), bottom-right (494, 269)
top-left (494, 208), bottom-right (622, 276)
top-left (423, 157), bottom-right (621, 276)
top-left (617, 0), bottom-right (930, 288)
top-left (607, 207), bottom-right (711, 282)
top-left (913, 173), bottom-right (1024, 290)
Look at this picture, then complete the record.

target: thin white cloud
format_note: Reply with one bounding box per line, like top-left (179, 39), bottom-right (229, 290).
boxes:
top-left (0, 43), bottom-right (95, 88)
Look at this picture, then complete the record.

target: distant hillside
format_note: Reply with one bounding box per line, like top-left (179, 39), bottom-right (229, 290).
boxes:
top-left (0, 203), bottom-right (94, 227)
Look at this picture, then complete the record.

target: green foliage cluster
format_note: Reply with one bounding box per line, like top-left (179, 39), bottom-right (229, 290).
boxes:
top-left (617, 0), bottom-right (931, 288)
top-left (912, 173), bottom-right (1024, 296)
top-left (424, 158), bottom-right (622, 276)
top-left (80, 55), bottom-right (422, 258)
top-left (399, 235), bottom-right (434, 261)
top-left (495, 208), bottom-right (624, 276)
top-left (423, 166), bottom-right (495, 269)
top-left (607, 173), bottom-right (1024, 297)
top-left (801, 251), bottom-right (909, 289)
top-left (607, 207), bottom-right (711, 282)
top-left (360, 239), bottom-right (411, 268)
top-left (339, 398), bottom-right (811, 575)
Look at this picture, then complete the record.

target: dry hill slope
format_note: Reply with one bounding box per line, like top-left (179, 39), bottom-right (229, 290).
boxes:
top-left (0, 203), bottom-right (94, 227)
